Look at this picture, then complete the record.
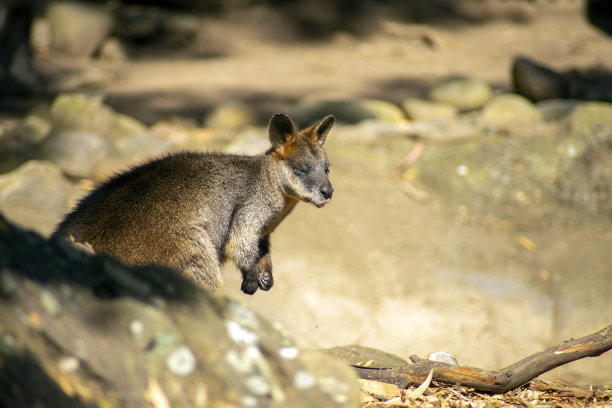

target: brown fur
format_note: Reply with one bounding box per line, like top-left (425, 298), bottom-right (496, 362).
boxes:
top-left (54, 114), bottom-right (335, 294)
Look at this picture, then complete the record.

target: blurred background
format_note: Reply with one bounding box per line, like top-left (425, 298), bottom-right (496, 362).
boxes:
top-left (1, 0), bottom-right (611, 384)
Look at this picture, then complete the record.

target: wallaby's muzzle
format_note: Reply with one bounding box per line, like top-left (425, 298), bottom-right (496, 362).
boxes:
top-left (316, 181), bottom-right (334, 208)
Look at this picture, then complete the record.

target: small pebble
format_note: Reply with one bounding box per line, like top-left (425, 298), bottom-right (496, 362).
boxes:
top-left (427, 351), bottom-right (459, 366)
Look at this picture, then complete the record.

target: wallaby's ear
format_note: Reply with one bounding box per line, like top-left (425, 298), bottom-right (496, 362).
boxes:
top-left (313, 115), bottom-right (335, 146)
top-left (269, 113), bottom-right (297, 150)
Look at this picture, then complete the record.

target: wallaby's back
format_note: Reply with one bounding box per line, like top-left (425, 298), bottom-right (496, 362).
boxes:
top-left (56, 151), bottom-right (260, 268)
top-left (54, 113), bottom-right (336, 294)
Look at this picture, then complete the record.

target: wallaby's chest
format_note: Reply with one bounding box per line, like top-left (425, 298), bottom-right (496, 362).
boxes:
top-left (262, 197), bottom-right (298, 237)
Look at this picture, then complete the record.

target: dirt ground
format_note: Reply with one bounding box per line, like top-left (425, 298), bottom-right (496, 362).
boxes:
top-left (20, 1), bottom-right (612, 386)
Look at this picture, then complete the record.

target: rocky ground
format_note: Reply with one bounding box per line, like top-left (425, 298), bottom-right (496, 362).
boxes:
top-left (1, 1), bottom-right (612, 407)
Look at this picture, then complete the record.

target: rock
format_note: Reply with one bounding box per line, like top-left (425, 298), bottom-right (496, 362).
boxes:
top-left (6, 114), bottom-right (51, 144)
top-left (412, 134), bottom-right (559, 226)
top-left (429, 76), bottom-right (492, 110)
top-left (40, 130), bottom-right (112, 178)
top-left (426, 351), bottom-right (459, 365)
top-left (47, 1), bottom-right (114, 56)
top-left (557, 118), bottom-right (612, 216)
top-left (479, 93), bottom-right (542, 133)
top-left (401, 98), bottom-right (457, 121)
top-left (97, 37), bottom-right (127, 62)
top-left (0, 215), bottom-right (360, 408)
top-left (536, 99), bottom-right (582, 121)
top-left (0, 115), bottom-right (51, 173)
top-left (0, 161), bottom-right (74, 236)
top-left (225, 128), bottom-right (270, 155)
top-left (205, 101), bottom-right (256, 129)
top-left (113, 133), bottom-right (172, 162)
top-left (49, 93), bottom-right (147, 141)
top-left (335, 120), bottom-right (409, 143)
top-left (293, 98), bottom-right (405, 126)
top-left (405, 116), bottom-right (479, 142)
top-left (563, 101), bottom-right (612, 136)
top-left (321, 345), bottom-right (408, 369)
top-left (43, 61), bottom-right (118, 94)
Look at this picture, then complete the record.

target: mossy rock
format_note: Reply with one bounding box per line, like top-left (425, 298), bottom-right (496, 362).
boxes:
top-left (293, 98), bottom-right (405, 126)
top-left (49, 93), bottom-right (147, 141)
top-left (429, 76), bottom-right (492, 111)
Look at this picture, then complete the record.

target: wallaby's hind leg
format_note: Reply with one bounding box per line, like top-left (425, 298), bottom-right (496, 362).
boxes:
top-left (180, 232), bottom-right (223, 290)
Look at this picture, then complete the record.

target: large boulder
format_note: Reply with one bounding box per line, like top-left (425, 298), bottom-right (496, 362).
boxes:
top-left (0, 215), bottom-right (360, 408)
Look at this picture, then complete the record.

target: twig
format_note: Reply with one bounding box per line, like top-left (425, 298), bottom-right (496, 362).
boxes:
top-left (353, 324), bottom-right (612, 393)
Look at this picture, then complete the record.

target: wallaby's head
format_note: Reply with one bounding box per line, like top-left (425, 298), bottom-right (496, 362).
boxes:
top-left (268, 113), bottom-right (335, 208)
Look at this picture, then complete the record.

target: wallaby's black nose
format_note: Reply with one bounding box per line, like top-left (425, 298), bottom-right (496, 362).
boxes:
top-left (320, 185), bottom-right (334, 200)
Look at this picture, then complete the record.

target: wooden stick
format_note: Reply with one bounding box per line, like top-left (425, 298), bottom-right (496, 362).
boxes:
top-left (354, 324), bottom-right (612, 393)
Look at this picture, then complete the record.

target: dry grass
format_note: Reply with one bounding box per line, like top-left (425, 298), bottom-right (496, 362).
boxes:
top-left (361, 380), bottom-right (612, 408)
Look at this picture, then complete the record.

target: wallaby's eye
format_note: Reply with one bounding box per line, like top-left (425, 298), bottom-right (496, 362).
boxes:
top-left (292, 167), bottom-right (307, 177)
top-left (325, 167), bottom-right (330, 175)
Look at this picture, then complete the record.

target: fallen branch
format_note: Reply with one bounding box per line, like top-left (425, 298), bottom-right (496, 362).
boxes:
top-left (354, 324), bottom-right (612, 393)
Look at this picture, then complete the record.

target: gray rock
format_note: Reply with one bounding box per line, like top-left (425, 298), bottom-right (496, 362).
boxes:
top-left (205, 101), bottom-right (256, 129)
top-left (293, 98), bottom-right (405, 126)
top-left (0, 161), bottom-right (74, 236)
top-left (0, 216), bottom-right (360, 408)
top-left (429, 76), bottom-right (492, 110)
top-left (49, 93), bottom-right (147, 141)
top-left (479, 93), bottom-right (543, 134)
top-left (557, 120), bottom-right (612, 216)
top-left (40, 130), bottom-right (112, 178)
top-left (0, 115), bottom-right (51, 173)
top-left (113, 133), bottom-right (173, 162)
top-left (401, 98), bottom-right (457, 121)
top-left (6, 114), bottom-right (51, 144)
top-left (405, 116), bottom-right (479, 142)
top-left (47, 1), bottom-right (114, 56)
top-left (97, 37), bottom-right (127, 62)
top-left (321, 345), bottom-right (408, 369)
top-left (412, 134), bottom-right (560, 226)
top-left (225, 128), bottom-right (270, 155)
top-left (562, 101), bottom-right (612, 137)
top-left (536, 99), bottom-right (582, 121)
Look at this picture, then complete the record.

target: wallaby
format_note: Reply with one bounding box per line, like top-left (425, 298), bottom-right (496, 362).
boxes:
top-left (54, 113), bottom-right (335, 295)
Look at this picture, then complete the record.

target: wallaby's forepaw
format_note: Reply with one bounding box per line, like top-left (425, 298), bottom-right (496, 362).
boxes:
top-left (241, 278), bottom-right (259, 295)
top-left (257, 271), bottom-right (274, 291)
top-left (257, 254), bottom-right (274, 291)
